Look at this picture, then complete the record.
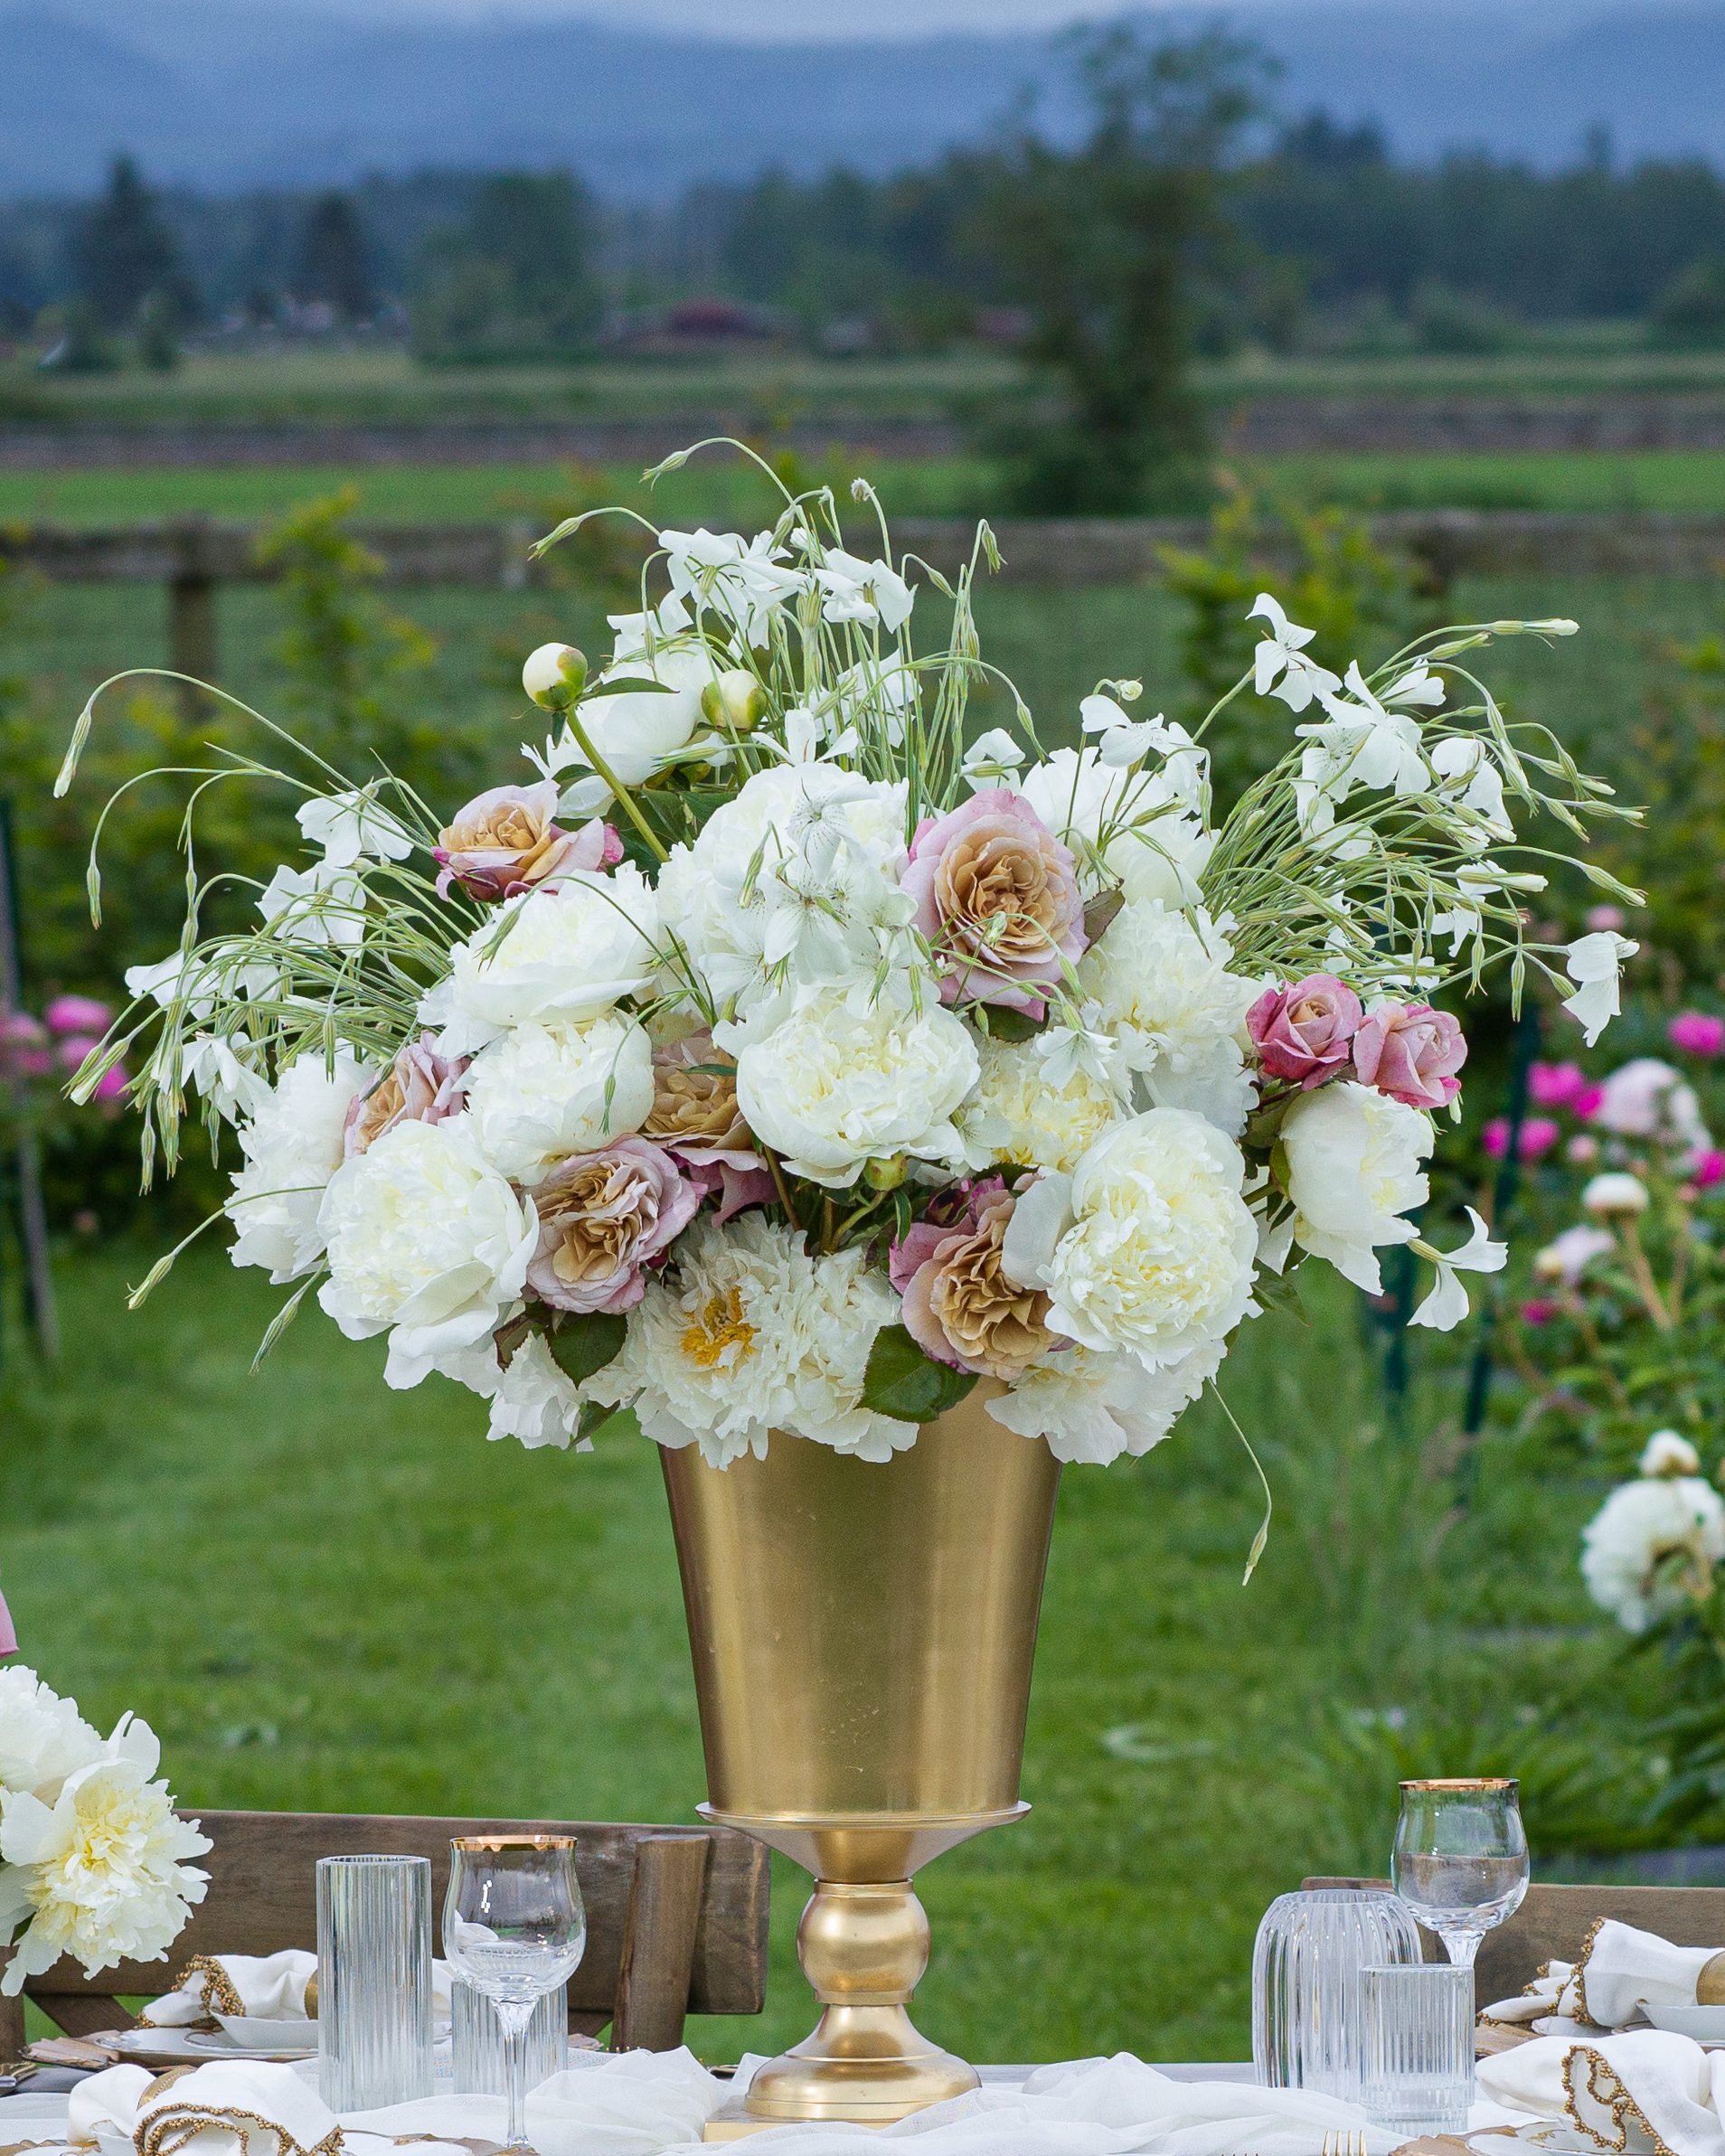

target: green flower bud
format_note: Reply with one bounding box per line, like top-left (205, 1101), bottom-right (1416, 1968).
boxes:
top-left (863, 1153), bottom-right (910, 1192)
top-left (701, 669), bottom-right (768, 735)
top-left (522, 642), bottom-right (588, 711)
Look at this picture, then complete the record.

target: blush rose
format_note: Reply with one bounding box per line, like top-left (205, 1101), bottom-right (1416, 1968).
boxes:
top-left (1246, 974), bottom-right (1362, 1088)
top-left (1352, 1002), bottom-right (1467, 1110)
top-left (900, 789), bottom-right (1086, 1015)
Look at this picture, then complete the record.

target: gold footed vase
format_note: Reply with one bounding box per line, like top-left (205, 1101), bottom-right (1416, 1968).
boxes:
top-left (659, 1385), bottom-right (1061, 2138)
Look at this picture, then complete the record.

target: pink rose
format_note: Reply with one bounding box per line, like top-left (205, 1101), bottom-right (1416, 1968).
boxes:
top-left (528, 1138), bottom-right (700, 1314)
top-left (344, 1034), bottom-right (470, 1157)
top-left (900, 789), bottom-right (1085, 1015)
top-left (1246, 974), bottom-right (1362, 1088)
top-left (1485, 1115), bottom-right (1559, 1162)
top-left (1529, 1061), bottom-right (1588, 1109)
top-left (1586, 904), bottom-right (1626, 933)
top-left (1353, 1003), bottom-right (1467, 1109)
top-left (56, 1032), bottom-right (100, 1071)
top-left (44, 994), bottom-right (110, 1035)
top-left (91, 1063), bottom-right (128, 1103)
top-left (435, 781), bottom-right (621, 901)
top-left (889, 1179), bottom-right (1066, 1380)
top-left (1574, 1083), bottom-right (1606, 1119)
top-left (0, 1012), bottom-right (45, 1049)
top-left (1693, 1149), bottom-right (1725, 1190)
top-left (1670, 1012), bottom-right (1725, 1059)
top-left (1520, 1299), bottom-right (1559, 1327)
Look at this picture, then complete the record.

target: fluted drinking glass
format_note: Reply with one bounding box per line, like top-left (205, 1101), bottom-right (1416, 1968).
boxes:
top-left (316, 1854), bottom-right (435, 2110)
top-left (1252, 1887), bottom-right (1424, 2099)
top-left (443, 1836), bottom-right (587, 2153)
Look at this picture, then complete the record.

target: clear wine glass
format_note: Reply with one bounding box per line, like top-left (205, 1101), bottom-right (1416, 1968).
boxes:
top-left (1391, 1777), bottom-right (1530, 1972)
top-left (443, 1836), bottom-right (587, 2152)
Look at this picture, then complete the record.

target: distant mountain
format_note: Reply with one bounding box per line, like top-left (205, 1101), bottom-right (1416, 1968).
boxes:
top-left (2, 0), bottom-right (1724, 196)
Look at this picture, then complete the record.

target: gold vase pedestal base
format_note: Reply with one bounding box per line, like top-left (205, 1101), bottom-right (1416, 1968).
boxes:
top-left (700, 1806), bottom-right (1030, 2141)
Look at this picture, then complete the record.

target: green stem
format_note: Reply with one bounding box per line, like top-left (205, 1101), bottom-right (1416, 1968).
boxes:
top-left (561, 704), bottom-right (669, 863)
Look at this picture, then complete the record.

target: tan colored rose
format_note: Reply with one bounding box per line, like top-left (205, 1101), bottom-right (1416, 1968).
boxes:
top-left (527, 1139), bottom-right (701, 1314)
top-left (891, 1185), bottom-right (1062, 1380)
top-left (901, 789), bottom-right (1086, 1014)
top-left (643, 1032), bottom-right (751, 1158)
top-left (343, 1035), bottom-right (469, 1157)
top-left (435, 780), bottom-right (618, 901)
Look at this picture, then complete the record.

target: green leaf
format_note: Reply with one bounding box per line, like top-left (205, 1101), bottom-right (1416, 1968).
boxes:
top-left (581, 675), bottom-right (674, 701)
top-left (547, 1311), bottom-right (627, 1386)
top-left (1082, 888), bottom-right (1125, 945)
top-left (861, 1324), bottom-right (979, 1422)
top-left (982, 1004), bottom-right (1044, 1044)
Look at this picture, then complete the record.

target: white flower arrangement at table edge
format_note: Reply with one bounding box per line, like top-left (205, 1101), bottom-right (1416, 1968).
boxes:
top-left (54, 440), bottom-right (1644, 1524)
top-left (0, 1664), bottom-right (210, 1993)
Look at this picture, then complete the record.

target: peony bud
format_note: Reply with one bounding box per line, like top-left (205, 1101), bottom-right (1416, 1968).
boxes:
top-left (523, 642), bottom-right (588, 711)
top-left (863, 1153), bottom-right (911, 1192)
top-left (701, 669), bottom-right (768, 735)
top-left (1641, 1430), bottom-right (1701, 1479)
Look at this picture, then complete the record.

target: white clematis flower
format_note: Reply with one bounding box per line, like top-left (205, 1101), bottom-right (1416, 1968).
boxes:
top-left (1409, 1205), bottom-right (1508, 1332)
top-left (256, 861), bottom-right (367, 950)
top-left (809, 549), bottom-right (914, 633)
top-left (1562, 929), bottom-right (1637, 1046)
top-left (297, 786), bottom-right (414, 868)
top-left (1247, 592), bottom-right (1341, 712)
top-left (960, 727), bottom-right (1029, 793)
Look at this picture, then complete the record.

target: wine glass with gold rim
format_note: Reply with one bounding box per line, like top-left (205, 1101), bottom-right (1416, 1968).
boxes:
top-left (1391, 1777), bottom-right (1529, 1970)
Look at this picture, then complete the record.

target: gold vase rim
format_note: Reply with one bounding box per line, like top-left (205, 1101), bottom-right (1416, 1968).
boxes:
top-left (1399, 1777), bottom-right (1519, 1792)
top-left (449, 1833), bottom-right (578, 1850)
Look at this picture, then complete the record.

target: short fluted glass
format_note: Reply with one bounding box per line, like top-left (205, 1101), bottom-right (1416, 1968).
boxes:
top-left (316, 1854), bottom-right (435, 2111)
top-left (1253, 1888), bottom-right (1424, 2099)
top-left (1361, 1962), bottom-right (1475, 2134)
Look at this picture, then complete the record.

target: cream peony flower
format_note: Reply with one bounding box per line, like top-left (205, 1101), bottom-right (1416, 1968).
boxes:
top-left (0, 1717), bottom-right (210, 1991)
top-left (959, 1034), bottom-right (1121, 1174)
top-left (226, 1050), bottom-right (365, 1284)
top-left (1106, 812), bottom-right (1214, 910)
top-left (1280, 1080), bottom-right (1431, 1293)
top-left (985, 1332), bottom-right (1227, 1465)
top-left (1077, 899), bottom-right (1258, 1134)
top-left (317, 1118), bottom-right (538, 1389)
top-left (0, 1668), bottom-right (103, 1806)
top-left (588, 1214), bottom-right (913, 1465)
top-left (1583, 1171), bottom-right (1649, 1217)
top-left (485, 1334), bottom-right (588, 1453)
top-left (1001, 1109), bottom-right (1258, 1372)
top-left (656, 763), bottom-right (909, 1014)
top-left (437, 868), bottom-right (661, 1056)
top-left (462, 1016), bottom-right (655, 1184)
top-left (727, 984), bottom-right (978, 1188)
top-left (1582, 1475), bottom-right (1725, 1634)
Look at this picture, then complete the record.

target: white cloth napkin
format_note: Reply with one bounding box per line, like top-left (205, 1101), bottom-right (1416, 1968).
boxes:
top-left (1480, 2027), bottom-right (1725, 2156)
top-left (139, 1953), bottom-right (455, 2030)
top-left (665, 2055), bottom-right (1409, 2156)
top-left (1482, 1919), bottom-right (1722, 2036)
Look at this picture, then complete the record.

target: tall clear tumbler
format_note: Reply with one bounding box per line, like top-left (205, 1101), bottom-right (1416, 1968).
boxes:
top-left (316, 1854), bottom-right (436, 2111)
top-left (1253, 1887), bottom-right (1424, 2099)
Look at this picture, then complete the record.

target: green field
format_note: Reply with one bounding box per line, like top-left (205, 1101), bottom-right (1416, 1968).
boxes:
top-left (3, 447), bottom-right (1723, 532)
top-left (0, 1245), bottom-right (1646, 2066)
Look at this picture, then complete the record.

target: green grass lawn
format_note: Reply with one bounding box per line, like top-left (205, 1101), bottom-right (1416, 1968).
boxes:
top-left (0, 1243), bottom-right (1659, 2066)
top-left (4, 448), bottom-right (1725, 528)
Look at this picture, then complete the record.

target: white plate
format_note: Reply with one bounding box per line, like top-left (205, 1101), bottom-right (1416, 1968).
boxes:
top-left (107, 2029), bottom-right (227, 2069)
top-left (1644, 2001), bottom-right (1725, 2041)
top-left (186, 2030), bottom-right (316, 2064)
top-left (1472, 2123), bottom-right (1655, 2156)
top-left (212, 2015), bottom-right (317, 2052)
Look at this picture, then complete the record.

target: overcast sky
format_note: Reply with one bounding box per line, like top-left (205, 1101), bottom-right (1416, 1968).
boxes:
top-left (289, 0), bottom-right (1439, 33)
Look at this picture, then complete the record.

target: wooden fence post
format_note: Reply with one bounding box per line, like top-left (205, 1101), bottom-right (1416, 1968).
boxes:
top-left (167, 516), bottom-right (220, 719)
top-left (0, 799), bottom-right (58, 1361)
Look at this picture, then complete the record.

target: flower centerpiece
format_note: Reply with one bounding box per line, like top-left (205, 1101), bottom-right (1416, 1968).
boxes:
top-left (53, 445), bottom-right (1638, 2123)
top-left (0, 1665), bottom-right (209, 1994)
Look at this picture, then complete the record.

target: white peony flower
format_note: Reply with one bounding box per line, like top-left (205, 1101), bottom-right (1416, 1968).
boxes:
top-left (1563, 930), bottom-right (1637, 1047)
top-left (0, 1717), bottom-right (210, 1992)
top-left (296, 786), bottom-right (414, 868)
top-left (1077, 899), bottom-right (1258, 1134)
top-left (438, 868), bottom-right (661, 1056)
top-left (657, 763), bottom-right (909, 1014)
top-left (1001, 1109), bottom-right (1258, 1372)
top-left (985, 1332), bottom-right (1226, 1465)
top-left (0, 1668), bottom-right (103, 1806)
top-left (317, 1118), bottom-right (538, 1389)
top-left (1105, 812), bottom-right (1214, 910)
top-left (227, 1050), bottom-right (365, 1284)
top-left (1582, 1475), bottom-right (1725, 1634)
top-left (727, 984), bottom-right (978, 1189)
top-left (958, 1034), bottom-right (1123, 1175)
top-left (1583, 1171), bottom-right (1649, 1217)
top-left (462, 1016), bottom-right (654, 1184)
top-left (486, 1334), bottom-right (589, 1453)
top-left (1280, 1080), bottom-right (1431, 1293)
top-left (1641, 1430), bottom-right (1702, 1479)
top-left (588, 1214), bottom-right (913, 1465)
